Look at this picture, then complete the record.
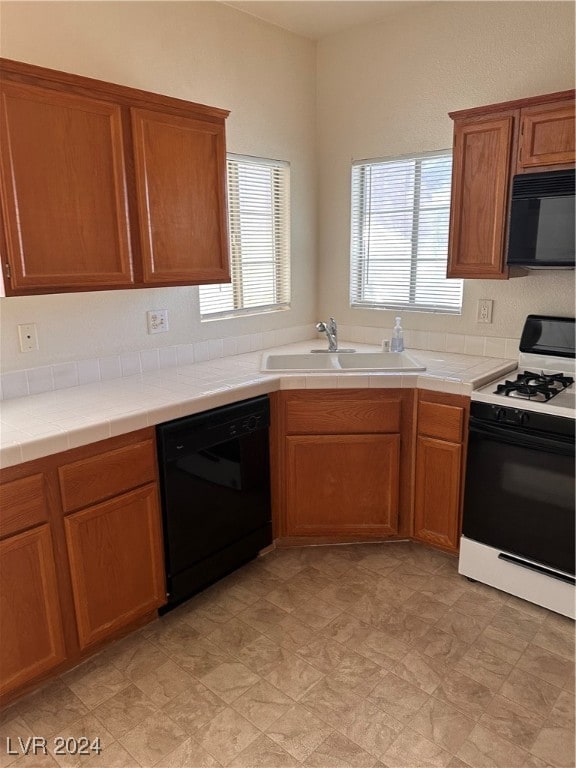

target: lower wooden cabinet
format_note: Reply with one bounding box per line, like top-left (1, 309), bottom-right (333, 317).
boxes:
top-left (0, 525), bottom-right (66, 697)
top-left (285, 434), bottom-right (400, 536)
top-left (271, 389), bottom-right (414, 541)
top-left (413, 391), bottom-right (469, 553)
top-left (0, 428), bottom-right (165, 703)
top-left (414, 436), bottom-right (462, 551)
top-left (65, 484), bottom-right (165, 650)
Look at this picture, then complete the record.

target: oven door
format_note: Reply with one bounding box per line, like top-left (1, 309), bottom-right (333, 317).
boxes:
top-left (462, 417), bottom-right (575, 575)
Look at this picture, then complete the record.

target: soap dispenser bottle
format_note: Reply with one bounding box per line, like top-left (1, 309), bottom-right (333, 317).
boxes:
top-left (390, 317), bottom-right (404, 352)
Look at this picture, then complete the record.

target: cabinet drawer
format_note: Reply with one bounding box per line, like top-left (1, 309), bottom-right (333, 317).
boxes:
top-left (59, 440), bottom-right (157, 513)
top-left (0, 474), bottom-right (48, 538)
top-left (418, 400), bottom-right (464, 443)
top-left (285, 394), bottom-right (401, 434)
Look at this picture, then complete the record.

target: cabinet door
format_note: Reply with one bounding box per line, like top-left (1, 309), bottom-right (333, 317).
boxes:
top-left (0, 82), bottom-right (133, 292)
top-left (447, 115), bottom-right (514, 279)
top-left (0, 525), bottom-right (66, 697)
top-left (519, 102), bottom-right (575, 168)
top-left (413, 436), bottom-right (462, 552)
top-left (64, 484), bottom-right (165, 650)
top-left (285, 434), bottom-right (400, 537)
top-left (131, 108), bottom-right (230, 285)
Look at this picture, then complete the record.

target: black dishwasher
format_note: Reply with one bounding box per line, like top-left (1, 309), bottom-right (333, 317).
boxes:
top-left (156, 395), bottom-right (272, 611)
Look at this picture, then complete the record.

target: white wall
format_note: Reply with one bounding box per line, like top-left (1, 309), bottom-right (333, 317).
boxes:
top-left (0, 1), bottom-right (317, 371)
top-left (317, 1), bottom-right (576, 341)
top-left (1, 1), bottom-right (575, 374)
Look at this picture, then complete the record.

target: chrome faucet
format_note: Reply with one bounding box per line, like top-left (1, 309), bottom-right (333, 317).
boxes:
top-left (316, 317), bottom-right (338, 352)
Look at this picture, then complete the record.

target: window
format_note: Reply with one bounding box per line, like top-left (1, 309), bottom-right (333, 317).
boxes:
top-left (350, 150), bottom-right (462, 313)
top-left (199, 155), bottom-right (290, 319)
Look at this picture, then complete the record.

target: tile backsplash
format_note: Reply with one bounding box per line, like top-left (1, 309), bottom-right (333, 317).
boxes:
top-left (0, 325), bottom-right (315, 401)
top-left (0, 324), bottom-right (519, 401)
top-left (339, 325), bottom-right (520, 361)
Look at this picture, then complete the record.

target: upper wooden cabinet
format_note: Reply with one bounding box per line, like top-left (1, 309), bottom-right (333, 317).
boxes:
top-left (448, 115), bottom-right (515, 279)
top-left (0, 82), bottom-right (134, 291)
top-left (0, 58), bottom-right (230, 296)
top-left (518, 101), bottom-right (576, 169)
top-left (132, 109), bottom-right (229, 285)
top-left (447, 90), bottom-right (575, 280)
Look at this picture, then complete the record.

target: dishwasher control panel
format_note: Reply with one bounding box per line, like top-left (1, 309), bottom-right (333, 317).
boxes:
top-left (160, 396), bottom-right (270, 460)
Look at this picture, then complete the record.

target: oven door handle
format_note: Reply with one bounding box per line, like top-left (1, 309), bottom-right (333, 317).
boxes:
top-left (497, 553), bottom-right (576, 585)
top-left (469, 418), bottom-right (574, 456)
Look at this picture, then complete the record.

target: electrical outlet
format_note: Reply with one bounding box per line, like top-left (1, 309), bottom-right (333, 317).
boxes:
top-left (477, 299), bottom-right (493, 324)
top-left (147, 309), bottom-right (169, 334)
top-left (18, 323), bottom-right (39, 352)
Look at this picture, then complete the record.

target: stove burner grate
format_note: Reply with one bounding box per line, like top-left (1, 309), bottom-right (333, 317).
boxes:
top-left (495, 370), bottom-right (574, 401)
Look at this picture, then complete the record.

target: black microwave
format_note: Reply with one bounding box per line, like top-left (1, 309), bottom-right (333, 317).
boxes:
top-left (506, 169), bottom-right (575, 269)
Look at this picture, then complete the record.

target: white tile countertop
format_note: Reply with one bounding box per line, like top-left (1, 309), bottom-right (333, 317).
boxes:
top-left (0, 342), bottom-right (517, 469)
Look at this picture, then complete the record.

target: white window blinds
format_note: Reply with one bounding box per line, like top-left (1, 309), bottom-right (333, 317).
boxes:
top-left (350, 151), bottom-right (462, 314)
top-left (199, 155), bottom-right (290, 319)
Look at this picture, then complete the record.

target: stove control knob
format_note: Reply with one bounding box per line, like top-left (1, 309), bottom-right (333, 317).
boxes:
top-left (495, 407), bottom-right (506, 421)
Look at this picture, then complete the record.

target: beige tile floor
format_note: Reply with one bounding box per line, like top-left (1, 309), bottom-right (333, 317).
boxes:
top-left (1, 542), bottom-right (574, 768)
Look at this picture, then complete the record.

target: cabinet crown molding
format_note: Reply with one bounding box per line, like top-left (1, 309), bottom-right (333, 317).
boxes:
top-left (449, 88), bottom-right (575, 121)
top-left (0, 57), bottom-right (230, 120)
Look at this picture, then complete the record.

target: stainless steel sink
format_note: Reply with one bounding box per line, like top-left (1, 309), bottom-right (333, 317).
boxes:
top-left (261, 350), bottom-right (426, 372)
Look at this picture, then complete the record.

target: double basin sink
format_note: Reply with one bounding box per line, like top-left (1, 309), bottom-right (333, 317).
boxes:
top-left (261, 350), bottom-right (426, 373)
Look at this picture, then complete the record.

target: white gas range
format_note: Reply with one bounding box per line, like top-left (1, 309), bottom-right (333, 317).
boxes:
top-left (459, 315), bottom-right (575, 619)
top-left (473, 353), bottom-right (575, 419)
